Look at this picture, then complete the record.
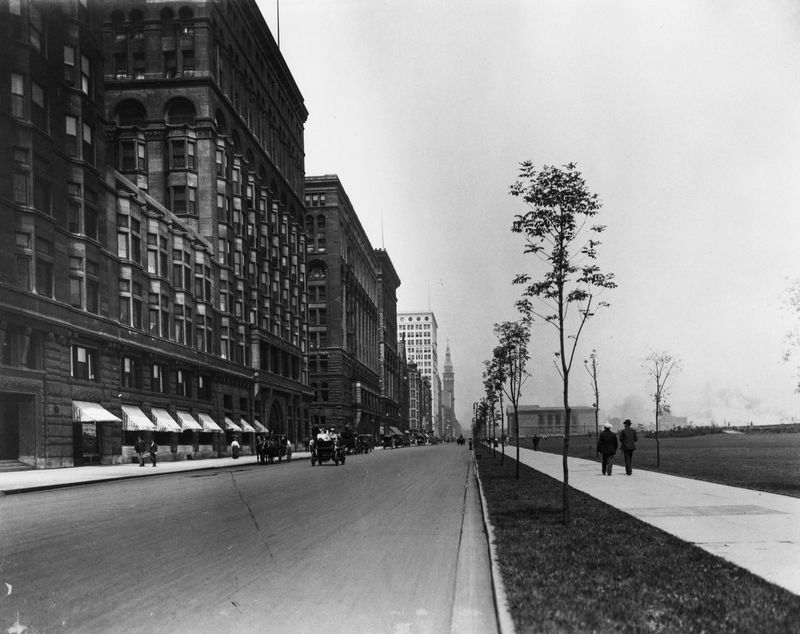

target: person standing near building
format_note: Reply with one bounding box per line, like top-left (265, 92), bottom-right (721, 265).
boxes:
top-left (231, 436), bottom-right (241, 459)
top-left (149, 439), bottom-right (158, 467)
top-left (134, 436), bottom-right (146, 467)
top-left (619, 419), bottom-right (638, 475)
top-left (596, 422), bottom-right (618, 476)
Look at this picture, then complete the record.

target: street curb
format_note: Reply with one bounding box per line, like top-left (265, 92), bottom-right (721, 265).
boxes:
top-left (0, 453), bottom-right (312, 496)
top-left (473, 453), bottom-right (517, 634)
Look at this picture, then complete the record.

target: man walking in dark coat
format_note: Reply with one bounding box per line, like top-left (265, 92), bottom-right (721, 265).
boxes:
top-left (596, 422), bottom-right (618, 476)
top-left (134, 436), bottom-right (146, 467)
top-left (619, 419), bottom-right (638, 475)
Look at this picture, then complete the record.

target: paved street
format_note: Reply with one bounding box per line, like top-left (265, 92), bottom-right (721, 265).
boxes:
top-left (0, 445), bottom-right (497, 634)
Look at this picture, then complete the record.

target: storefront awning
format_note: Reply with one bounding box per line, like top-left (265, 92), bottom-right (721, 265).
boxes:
top-left (151, 408), bottom-right (182, 432)
top-left (175, 410), bottom-right (203, 431)
top-left (239, 418), bottom-right (256, 433)
top-left (121, 405), bottom-right (155, 431)
top-left (251, 418), bottom-right (268, 433)
top-left (198, 412), bottom-right (223, 432)
top-left (389, 426), bottom-right (403, 435)
top-left (73, 401), bottom-right (122, 423)
top-left (223, 416), bottom-right (242, 432)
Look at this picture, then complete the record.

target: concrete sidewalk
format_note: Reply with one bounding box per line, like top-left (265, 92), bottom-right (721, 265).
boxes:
top-left (0, 453), bottom-right (310, 494)
top-left (505, 445), bottom-right (800, 596)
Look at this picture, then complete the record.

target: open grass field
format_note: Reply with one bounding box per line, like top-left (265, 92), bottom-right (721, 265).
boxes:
top-left (514, 431), bottom-right (800, 498)
top-left (477, 453), bottom-right (800, 633)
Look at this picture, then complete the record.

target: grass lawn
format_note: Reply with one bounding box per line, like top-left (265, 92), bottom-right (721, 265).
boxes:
top-left (514, 431), bottom-right (800, 498)
top-left (477, 453), bottom-right (800, 633)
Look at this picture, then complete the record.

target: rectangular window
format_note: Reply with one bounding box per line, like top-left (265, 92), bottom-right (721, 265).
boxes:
top-left (33, 173), bottom-right (51, 215)
top-left (65, 115), bottom-right (78, 156)
top-left (80, 54), bottom-right (91, 95)
top-left (11, 73), bottom-right (25, 118)
top-left (71, 345), bottom-right (97, 381)
top-left (121, 356), bottom-right (140, 389)
top-left (15, 255), bottom-right (31, 290)
top-left (29, 5), bottom-right (42, 53)
top-left (12, 170), bottom-right (28, 205)
top-left (64, 46), bottom-right (75, 82)
top-left (69, 277), bottom-right (83, 308)
top-left (31, 82), bottom-right (46, 130)
top-left (82, 123), bottom-right (93, 164)
top-left (35, 238), bottom-right (53, 297)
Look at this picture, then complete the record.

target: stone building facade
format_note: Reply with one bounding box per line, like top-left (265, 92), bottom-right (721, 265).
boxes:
top-left (0, 0), bottom-right (311, 468)
top-left (303, 175), bottom-right (400, 440)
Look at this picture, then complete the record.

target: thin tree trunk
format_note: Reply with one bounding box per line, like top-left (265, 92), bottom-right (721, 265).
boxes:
top-left (500, 392), bottom-right (505, 465)
top-left (515, 407), bottom-right (520, 480)
top-left (562, 377), bottom-right (571, 525)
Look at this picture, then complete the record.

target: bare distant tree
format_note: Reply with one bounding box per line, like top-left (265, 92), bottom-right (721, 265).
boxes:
top-left (781, 278), bottom-right (800, 392)
top-left (643, 351), bottom-right (682, 467)
top-left (583, 349), bottom-right (600, 450)
top-left (511, 161), bottom-right (616, 523)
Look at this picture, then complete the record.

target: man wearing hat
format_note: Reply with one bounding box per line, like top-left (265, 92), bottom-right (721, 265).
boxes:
top-left (596, 422), bottom-right (618, 476)
top-left (619, 419), bottom-right (638, 475)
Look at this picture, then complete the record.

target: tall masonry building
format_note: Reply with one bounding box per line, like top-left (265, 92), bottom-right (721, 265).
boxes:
top-left (397, 311), bottom-right (441, 437)
top-left (0, 0), bottom-right (312, 467)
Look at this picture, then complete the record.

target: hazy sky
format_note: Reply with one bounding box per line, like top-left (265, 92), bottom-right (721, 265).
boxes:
top-left (257, 0), bottom-right (800, 428)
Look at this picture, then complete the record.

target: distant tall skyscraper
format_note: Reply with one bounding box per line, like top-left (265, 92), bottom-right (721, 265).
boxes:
top-left (441, 342), bottom-right (458, 438)
top-left (397, 311), bottom-right (441, 435)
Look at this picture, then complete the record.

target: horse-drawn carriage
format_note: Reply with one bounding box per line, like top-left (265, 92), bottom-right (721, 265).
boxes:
top-left (310, 430), bottom-right (345, 466)
top-left (257, 434), bottom-right (292, 464)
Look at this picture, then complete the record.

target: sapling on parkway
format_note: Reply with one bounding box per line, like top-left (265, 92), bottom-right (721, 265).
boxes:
top-left (511, 161), bottom-right (615, 524)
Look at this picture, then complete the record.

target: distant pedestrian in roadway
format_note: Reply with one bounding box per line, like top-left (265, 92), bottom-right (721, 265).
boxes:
top-left (596, 422), bottom-right (618, 476)
top-left (134, 436), bottom-right (146, 467)
top-left (619, 419), bottom-right (638, 475)
top-left (149, 439), bottom-right (158, 467)
top-left (532, 434), bottom-right (540, 451)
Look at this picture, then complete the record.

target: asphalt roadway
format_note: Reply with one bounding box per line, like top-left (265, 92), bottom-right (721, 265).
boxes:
top-left (1, 443), bottom-right (797, 634)
top-left (0, 446), bottom-right (500, 634)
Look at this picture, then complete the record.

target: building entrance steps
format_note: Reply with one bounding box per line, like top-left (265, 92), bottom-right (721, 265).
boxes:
top-left (503, 445), bottom-right (800, 595)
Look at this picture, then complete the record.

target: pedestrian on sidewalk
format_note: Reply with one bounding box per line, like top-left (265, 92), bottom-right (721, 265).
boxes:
top-left (532, 434), bottom-right (540, 450)
top-left (134, 436), bottom-right (146, 467)
top-left (149, 439), bottom-right (158, 467)
top-left (231, 436), bottom-right (241, 459)
top-left (619, 418), bottom-right (638, 475)
top-left (596, 422), bottom-right (618, 476)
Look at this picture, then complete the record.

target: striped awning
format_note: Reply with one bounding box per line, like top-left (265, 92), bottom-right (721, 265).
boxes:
top-left (175, 410), bottom-right (203, 431)
top-left (239, 418), bottom-right (256, 433)
top-left (223, 416), bottom-right (242, 432)
top-left (251, 418), bottom-right (268, 433)
top-left (151, 408), bottom-right (182, 432)
top-left (389, 426), bottom-right (403, 435)
top-left (72, 401), bottom-right (122, 423)
top-left (121, 405), bottom-right (155, 431)
top-left (198, 412), bottom-right (223, 432)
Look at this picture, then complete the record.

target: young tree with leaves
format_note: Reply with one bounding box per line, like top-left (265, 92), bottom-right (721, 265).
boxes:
top-left (492, 319), bottom-right (531, 479)
top-left (483, 369), bottom-right (500, 459)
top-left (484, 353), bottom-right (507, 464)
top-left (643, 351), bottom-right (681, 467)
top-left (511, 161), bottom-right (616, 523)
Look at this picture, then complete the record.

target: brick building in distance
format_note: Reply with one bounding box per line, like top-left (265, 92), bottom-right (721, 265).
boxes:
top-left (303, 175), bottom-right (401, 440)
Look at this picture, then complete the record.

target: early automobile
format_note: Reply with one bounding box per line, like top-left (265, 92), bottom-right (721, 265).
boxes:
top-left (311, 431), bottom-right (345, 466)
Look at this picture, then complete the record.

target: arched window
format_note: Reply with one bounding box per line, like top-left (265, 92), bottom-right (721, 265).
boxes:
top-left (115, 99), bottom-right (146, 127)
top-left (165, 98), bottom-right (196, 126)
top-left (308, 262), bottom-right (327, 280)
